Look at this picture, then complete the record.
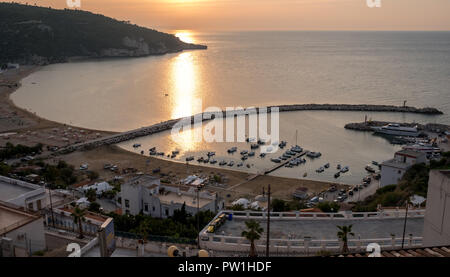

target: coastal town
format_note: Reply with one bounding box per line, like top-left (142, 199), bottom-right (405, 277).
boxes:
top-left (1, 64), bottom-right (450, 257)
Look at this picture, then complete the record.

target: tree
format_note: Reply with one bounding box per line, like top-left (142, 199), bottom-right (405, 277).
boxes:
top-left (172, 203), bottom-right (189, 224)
top-left (271, 199), bottom-right (288, 212)
top-left (85, 188), bottom-right (97, 202)
top-left (88, 202), bottom-right (101, 212)
top-left (71, 206), bottom-right (87, 239)
top-left (317, 201), bottom-right (340, 213)
top-left (241, 220), bottom-right (264, 257)
top-left (337, 225), bottom-right (355, 254)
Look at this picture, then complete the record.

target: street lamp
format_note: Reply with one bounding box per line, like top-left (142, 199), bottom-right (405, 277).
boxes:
top-left (401, 197), bottom-right (411, 249)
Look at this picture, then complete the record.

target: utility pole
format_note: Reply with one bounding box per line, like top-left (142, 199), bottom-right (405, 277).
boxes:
top-left (266, 184), bottom-right (271, 257)
top-left (47, 183), bottom-right (55, 228)
top-left (197, 186), bottom-right (200, 249)
top-left (401, 199), bottom-right (409, 249)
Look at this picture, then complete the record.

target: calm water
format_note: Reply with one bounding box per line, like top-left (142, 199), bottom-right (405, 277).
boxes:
top-left (12, 31), bottom-right (450, 184)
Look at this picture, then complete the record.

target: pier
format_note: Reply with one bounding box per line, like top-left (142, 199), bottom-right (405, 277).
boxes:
top-left (264, 151), bottom-right (308, 174)
top-left (56, 103), bottom-right (443, 155)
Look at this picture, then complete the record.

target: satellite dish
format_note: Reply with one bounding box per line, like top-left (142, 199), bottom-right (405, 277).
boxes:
top-left (168, 246), bottom-right (180, 257)
top-left (198, 250), bottom-right (209, 257)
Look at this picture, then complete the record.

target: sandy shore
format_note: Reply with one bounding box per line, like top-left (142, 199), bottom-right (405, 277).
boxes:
top-left (0, 66), bottom-right (345, 203)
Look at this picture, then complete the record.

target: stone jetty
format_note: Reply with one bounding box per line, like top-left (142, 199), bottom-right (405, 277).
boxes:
top-left (345, 121), bottom-right (449, 133)
top-left (56, 104), bottom-right (444, 155)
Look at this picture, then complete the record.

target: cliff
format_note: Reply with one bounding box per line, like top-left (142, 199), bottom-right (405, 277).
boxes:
top-left (0, 3), bottom-right (207, 65)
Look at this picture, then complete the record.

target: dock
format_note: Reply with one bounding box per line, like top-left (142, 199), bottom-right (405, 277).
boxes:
top-left (264, 150), bottom-right (308, 174)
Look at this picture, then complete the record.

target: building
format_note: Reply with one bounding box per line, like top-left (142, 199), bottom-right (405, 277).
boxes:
top-left (423, 170), bottom-right (450, 247)
top-left (120, 175), bottom-right (223, 218)
top-left (44, 206), bottom-right (111, 237)
top-left (0, 175), bottom-right (46, 211)
top-left (0, 201), bottom-right (46, 256)
top-left (380, 150), bottom-right (427, 187)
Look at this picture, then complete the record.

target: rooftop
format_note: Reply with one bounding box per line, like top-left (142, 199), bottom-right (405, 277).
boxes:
top-left (0, 180), bottom-right (33, 202)
top-left (381, 159), bottom-right (411, 170)
top-left (158, 191), bottom-right (213, 208)
top-left (331, 245), bottom-right (450, 257)
top-left (0, 202), bottom-right (40, 235)
top-left (395, 149), bottom-right (426, 158)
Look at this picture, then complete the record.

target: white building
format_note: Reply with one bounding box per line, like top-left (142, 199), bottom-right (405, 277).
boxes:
top-left (81, 181), bottom-right (113, 196)
top-left (0, 175), bottom-right (46, 211)
top-left (423, 170), bottom-right (450, 247)
top-left (120, 175), bottom-right (223, 218)
top-left (380, 150), bottom-right (427, 187)
top-left (0, 202), bottom-right (46, 256)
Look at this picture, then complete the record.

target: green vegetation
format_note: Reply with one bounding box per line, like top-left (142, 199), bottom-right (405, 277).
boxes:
top-left (88, 202), bottom-right (101, 213)
top-left (241, 220), bottom-right (264, 257)
top-left (271, 198), bottom-right (307, 212)
top-left (337, 225), bottom-right (354, 254)
top-left (40, 160), bottom-right (77, 189)
top-left (71, 206), bottom-right (87, 239)
top-left (317, 201), bottom-right (340, 213)
top-left (353, 153), bottom-right (450, 212)
top-left (0, 3), bottom-right (206, 64)
top-left (0, 142), bottom-right (42, 160)
top-left (106, 207), bottom-right (215, 240)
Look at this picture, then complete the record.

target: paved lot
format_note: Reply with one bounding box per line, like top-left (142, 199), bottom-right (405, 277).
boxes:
top-left (216, 217), bottom-right (424, 240)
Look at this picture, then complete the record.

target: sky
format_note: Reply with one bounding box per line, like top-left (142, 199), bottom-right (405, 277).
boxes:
top-left (4, 0), bottom-right (450, 32)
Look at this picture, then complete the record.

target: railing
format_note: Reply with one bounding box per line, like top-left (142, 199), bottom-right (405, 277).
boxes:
top-left (200, 234), bottom-right (423, 254)
top-left (217, 209), bottom-right (425, 221)
top-left (115, 231), bottom-right (197, 245)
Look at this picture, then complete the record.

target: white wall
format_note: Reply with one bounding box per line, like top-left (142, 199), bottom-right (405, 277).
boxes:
top-left (5, 217), bottom-right (46, 254)
top-left (380, 165), bottom-right (405, 187)
top-left (423, 170), bottom-right (450, 247)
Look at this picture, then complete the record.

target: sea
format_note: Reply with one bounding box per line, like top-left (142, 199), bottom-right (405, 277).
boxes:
top-left (11, 31), bottom-right (450, 184)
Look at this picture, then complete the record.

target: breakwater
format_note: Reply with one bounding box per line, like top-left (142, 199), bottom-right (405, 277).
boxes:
top-left (345, 121), bottom-right (450, 132)
top-left (56, 104), bottom-right (444, 155)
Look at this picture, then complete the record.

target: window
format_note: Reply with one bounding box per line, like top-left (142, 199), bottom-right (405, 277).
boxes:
top-left (125, 199), bottom-right (130, 208)
top-left (37, 200), bottom-right (42, 210)
top-left (152, 206), bottom-right (155, 211)
top-left (144, 203), bottom-right (148, 212)
top-left (28, 202), bottom-right (34, 210)
top-left (165, 209), bottom-right (169, 216)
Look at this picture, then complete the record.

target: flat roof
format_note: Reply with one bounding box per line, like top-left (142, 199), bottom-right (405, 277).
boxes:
top-left (381, 159), bottom-right (411, 170)
top-left (158, 192), bottom-right (213, 209)
top-left (215, 217), bottom-right (424, 240)
top-left (0, 180), bottom-right (34, 202)
top-left (0, 202), bottom-right (40, 235)
top-left (396, 149), bottom-right (426, 158)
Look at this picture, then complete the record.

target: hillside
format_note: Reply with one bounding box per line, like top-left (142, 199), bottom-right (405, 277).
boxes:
top-left (0, 3), bottom-right (207, 65)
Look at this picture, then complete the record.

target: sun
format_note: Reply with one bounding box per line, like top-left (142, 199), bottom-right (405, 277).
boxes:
top-left (175, 31), bottom-right (195, 44)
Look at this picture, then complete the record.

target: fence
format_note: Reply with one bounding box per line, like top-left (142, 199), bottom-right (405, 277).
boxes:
top-left (115, 231), bottom-right (196, 245)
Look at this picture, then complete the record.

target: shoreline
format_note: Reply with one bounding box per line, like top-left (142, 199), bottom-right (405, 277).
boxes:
top-left (1, 67), bottom-right (344, 202)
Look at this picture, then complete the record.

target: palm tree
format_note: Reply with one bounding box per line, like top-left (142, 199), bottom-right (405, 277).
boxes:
top-left (337, 225), bottom-right (355, 254)
top-left (71, 206), bottom-right (87, 239)
top-left (241, 220), bottom-right (264, 257)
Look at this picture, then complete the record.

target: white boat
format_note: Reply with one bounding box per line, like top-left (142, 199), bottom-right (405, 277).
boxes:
top-left (372, 123), bottom-right (419, 137)
top-left (340, 166), bottom-right (349, 173)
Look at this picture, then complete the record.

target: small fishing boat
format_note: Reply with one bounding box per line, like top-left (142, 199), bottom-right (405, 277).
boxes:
top-left (133, 143), bottom-right (141, 148)
top-left (324, 163), bottom-right (330, 169)
top-left (340, 166), bottom-right (349, 173)
top-left (337, 164), bottom-right (341, 170)
top-left (248, 151), bottom-right (255, 157)
top-left (227, 147), bottom-right (237, 153)
top-left (271, 158), bottom-right (281, 163)
top-left (259, 153), bottom-right (266, 158)
top-left (334, 172), bottom-right (341, 178)
top-left (186, 156), bottom-right (194, 162)
top-left (251, 144), bottom-right (259, 149)
top-left (316, 167), bottom-right (325, 173)
top-left (237, 162), bottom-right (243, 167)
top-left (219, 160), bottom-right (227, 166)
top-left (240, 150), bottom-right (248, 155)
top-left (228, 161), bottom-right (235, 167)
top-left (210, 159), bottom-right (217, 164)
